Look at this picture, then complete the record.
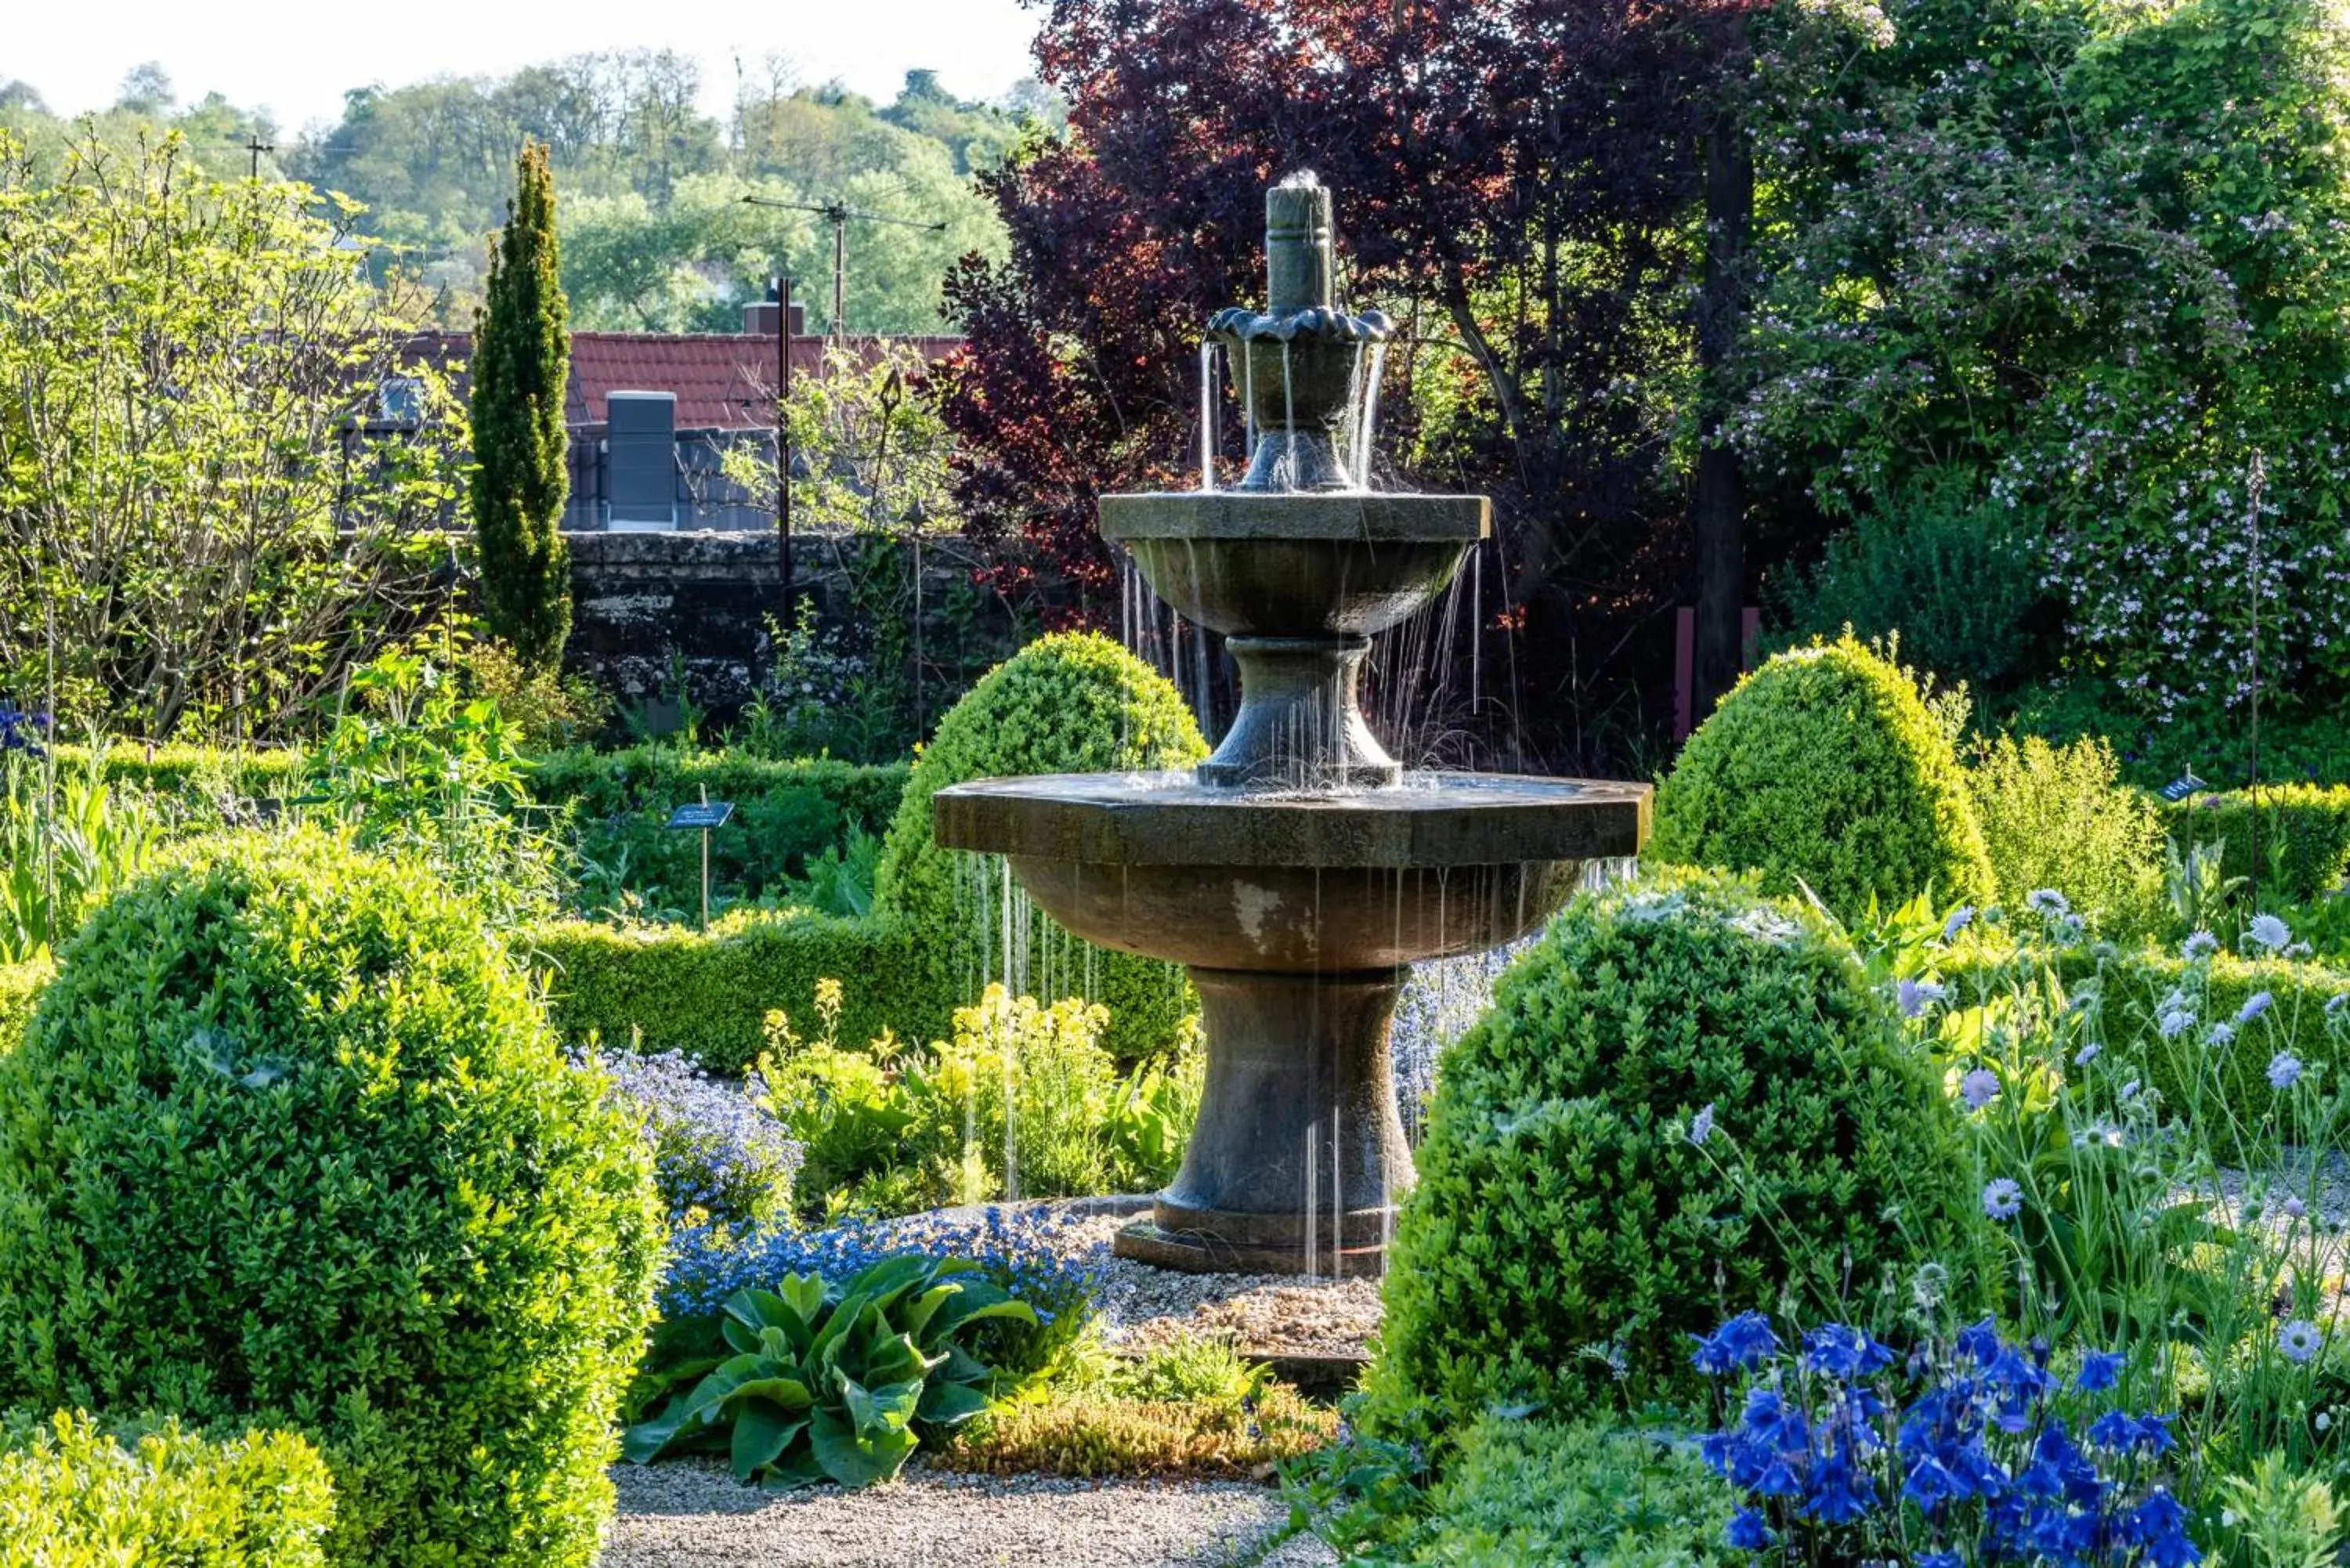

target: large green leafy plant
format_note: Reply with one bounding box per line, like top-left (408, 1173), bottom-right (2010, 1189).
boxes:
top-left (0, 830), bottom-right (663, 1567)
top-left (1651, 634), bottom-right (1994, 919)
top-left (624, 1255), bottom-right (1034, 1488)
top-left (1368, 869), bottom-right (1979, 1430)
top-left (873, 630), bottom-right (1206, 1056)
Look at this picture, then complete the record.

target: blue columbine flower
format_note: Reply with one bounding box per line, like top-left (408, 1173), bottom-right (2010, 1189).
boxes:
top-left (2076, 1350), bottom-right (2126, 1393)
top-left (1694, 1311), bottom-right (1781, 1375)
top-left (1725, 1508), bottom-right (1773, 1550)
top-left (1802, 1323), bottom-right (1896, 1380)
top-left (2124, 1487), bottom-right (2203, 1567)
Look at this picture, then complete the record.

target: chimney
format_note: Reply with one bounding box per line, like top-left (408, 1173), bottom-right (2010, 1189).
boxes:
top-left (742, 299), bottom-right (807, 337)
top-left (606, 391), bottom-right (678, 532)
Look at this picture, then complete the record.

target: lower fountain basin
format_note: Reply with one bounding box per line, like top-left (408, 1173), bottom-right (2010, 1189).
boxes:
top-left (933, 769), bottom-right (1650, 1276)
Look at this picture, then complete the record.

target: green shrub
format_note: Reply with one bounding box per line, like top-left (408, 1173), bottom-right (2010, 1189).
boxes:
top-left (1966, 733), bottom-right (2168, 939)
top-left (0, 1411), bottom-right (336, 1567)
top-left (1767, 465), bottom-right (2047, 695)
top-left (938, 1386), bottom-right (1336, 1480)
top-left (543, 746), bottom-right (907, 916)
top-left (1370, 870), bottom-right (1976, 1429)
top-left (524, 909), bottom-right (913, 1075)
top-left (760, 983), bottom-right (1194, 1217)
top-left (0, 831), bottom-right (663, 1568)
top-left (0, 960), bottom-right (43, 1057)
top-left (873, 631), bottom-right (1206, 1058)
top-left (1940, 941), bottom-right (2350, 1131)
top-left (1407, 1418), bottom-right (1737, 1567)
top-left (1651, 634), bottom-right (1994, 919)
top-left (2161, 785), bottom-right (2350, 907)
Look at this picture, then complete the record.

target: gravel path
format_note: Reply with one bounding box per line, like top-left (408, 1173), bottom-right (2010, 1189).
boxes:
top-left (603, 1459), bottom-right (1338, 1567)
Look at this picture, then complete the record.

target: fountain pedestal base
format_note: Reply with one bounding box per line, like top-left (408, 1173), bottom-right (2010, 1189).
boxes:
top-left (1115, 965), bottom-right (1415, 1277)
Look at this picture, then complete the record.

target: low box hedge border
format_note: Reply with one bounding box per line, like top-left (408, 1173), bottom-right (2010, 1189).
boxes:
top-left (1941, 942), bottom-right (2350, 1124)
top-left (2159, 783), bottom-right (2350, 905)
top-left (520, 912), bottom-right (928, 1076)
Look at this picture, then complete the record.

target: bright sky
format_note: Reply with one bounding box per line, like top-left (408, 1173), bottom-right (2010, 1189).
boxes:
top-left (5, 0), bottom-right (1043, 133)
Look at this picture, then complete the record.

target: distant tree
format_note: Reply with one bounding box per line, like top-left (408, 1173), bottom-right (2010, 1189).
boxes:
top-left (115, 62), bottom-right (173, 116)
top-left (472, 139), bottom-right (573, 673)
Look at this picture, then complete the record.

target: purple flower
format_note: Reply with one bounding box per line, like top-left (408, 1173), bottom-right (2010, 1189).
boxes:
top-left (2238, 990), bottom-right (2274, 1024)
top-left (1983, 1177), bottom-right (2023, 1220)
top-left (1943, 905), bottom-right (1975, 941)
top-left (2027, 888), bottom-right (2071, 919)
top-left (2269, 1052), bottom-right (2304, 1091)
top-left (1897, 977), bottom-right (1947, 1019)
top-left (2183, 930), bottom-right (2220, 960)
top-left (1689, 1103), bottom-right (1718, 1147)
top-left (1959, 1068), bottom-right (2001, 1111)
top-left (2281, 1321), bottom-right (2323, 1364)
top-left (2076, 1350), bottom-right (2126, 1393)
top-left (1725, 1508), bottom-right (1772, 1550)
top-left (2074, 1042), bottom-right (2102, 1067)
top-left (1693, 1311), bottom-right (1781, 1376)
top-left (2249, 913), bottom-right (2292, 952)
top-left (2159, 1010), bottom-right (2193, 1039)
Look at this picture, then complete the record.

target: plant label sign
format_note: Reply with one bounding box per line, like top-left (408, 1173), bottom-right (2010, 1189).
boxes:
top-left (665, 801), bottom-right (735, 831)
top-left (2157, 772), bottom-right (2207, 804)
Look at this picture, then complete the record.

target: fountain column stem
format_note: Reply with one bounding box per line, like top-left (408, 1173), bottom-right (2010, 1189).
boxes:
top-left (1120, 965), bottom-right (1414, 1278)
top-left (1198, 635), bottom-right (1400, 789)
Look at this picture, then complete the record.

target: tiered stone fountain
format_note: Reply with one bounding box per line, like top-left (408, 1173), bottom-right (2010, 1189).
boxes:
top-left (935, 175), bottom-right (1650, 1277)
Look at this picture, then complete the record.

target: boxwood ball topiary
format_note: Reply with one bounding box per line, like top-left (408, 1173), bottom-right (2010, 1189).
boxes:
top-left (0, 831), bottom-right (663, 1568)
top-left (1370, 870), bottom-right (1976, 1430)
top-left (875, 631), bottom-right (1208, 1057)
top-left (1650, 634), bottom-right (1994, 918)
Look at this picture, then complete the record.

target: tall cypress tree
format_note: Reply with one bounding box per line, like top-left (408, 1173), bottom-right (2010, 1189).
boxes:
top-left (472, 139), bottom-right (572, 672)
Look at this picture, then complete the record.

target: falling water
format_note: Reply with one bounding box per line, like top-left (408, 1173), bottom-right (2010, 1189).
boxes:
top-left (1329, 1104), bottom-right (1343, 1279)
top-left (1352, 341), bottom-right (1386, 490)
top-left (1302, 1121), bottom-right (1319, 1282)
top-left (1198, 342), bottom-right (1218, 493)
top-left (1339, 340), bottom-right (1366, 490)
top-left (1242, 347), bottom-right (1256, 459)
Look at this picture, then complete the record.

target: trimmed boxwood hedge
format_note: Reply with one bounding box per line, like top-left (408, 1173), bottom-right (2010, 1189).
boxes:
top-left (524, 910), bottom-right (914, 1074)
top-left (2160, 784), bottom-right (2350, 905)
top-left (0, 1411), bottom-right (335, 1566)
top-left (1651, 635), bottom-right (1995, 918)
top-left (0, 831), bottom-right (663, 1568)
top-left (1370, 869), bottom-right (1977, 1429)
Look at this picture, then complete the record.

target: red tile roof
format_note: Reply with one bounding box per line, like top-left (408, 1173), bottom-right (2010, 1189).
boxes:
top-left (397, 331), bottom-right (960, 432)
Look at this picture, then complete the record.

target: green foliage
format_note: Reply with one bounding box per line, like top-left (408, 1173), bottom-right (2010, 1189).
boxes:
top-left (1940, 941), bottom-right (2350, 1135)
top-left (0, 748), bottom-right (162, 964)
top-left (1651, 635), bottom-right (1995, 918)
top-left (759, 983), bottom-right (1194, 1217)
top-left (302, 650), bottom-right (566, 925)
top-left (2216, 1454), bottom-right (2345, 1568)
top-left (875, 632), bottom-right (1207, 1059)
top-left (0, 831), bottom-right (663, 1567)
top-left (1744, 0), bottom-right (2350, 724)
top-left (1767, 467), bottom-right (2047, 695)
top-left (0, 1411), bottom-right (336, 1568)
top-left (0, 960), bottom-right (42, 1057)
top-left (938, 1383), bottom-right (1335, 1480)
top-left (537, 745), bottom-right (906, 918)
top-left (1965, 734), bottom-right (2168, 939)
top-left (1371, 869), bottom-right (1976, 1430)
top-left (1406, 1419), bottom-right (1737, 1567)
top-left (472, 139), bottom-right (573, 674)
top-left (0, 132), bottom-right (464, 740)
top-left (524, 909), bottom-right (910, 1075)
top-left (2163, 786), bottom-right (2350, 907)
top-left (783, 825), bottom-right (884, 919)
top-left (624, 1256), bottom-right (1033, 1488)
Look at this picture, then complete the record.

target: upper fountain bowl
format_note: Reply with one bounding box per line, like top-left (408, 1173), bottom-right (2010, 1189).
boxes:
top-left (1099, 491), bottom-right (1488, 639)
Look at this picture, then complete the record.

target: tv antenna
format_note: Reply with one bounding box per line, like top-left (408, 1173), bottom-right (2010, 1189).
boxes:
top-left (740, 194), bottom-right (946, 341)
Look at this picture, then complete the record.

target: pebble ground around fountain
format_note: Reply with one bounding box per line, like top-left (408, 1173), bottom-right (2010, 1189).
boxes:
top-left (602, 1461), bottom-right (1340, 1567)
